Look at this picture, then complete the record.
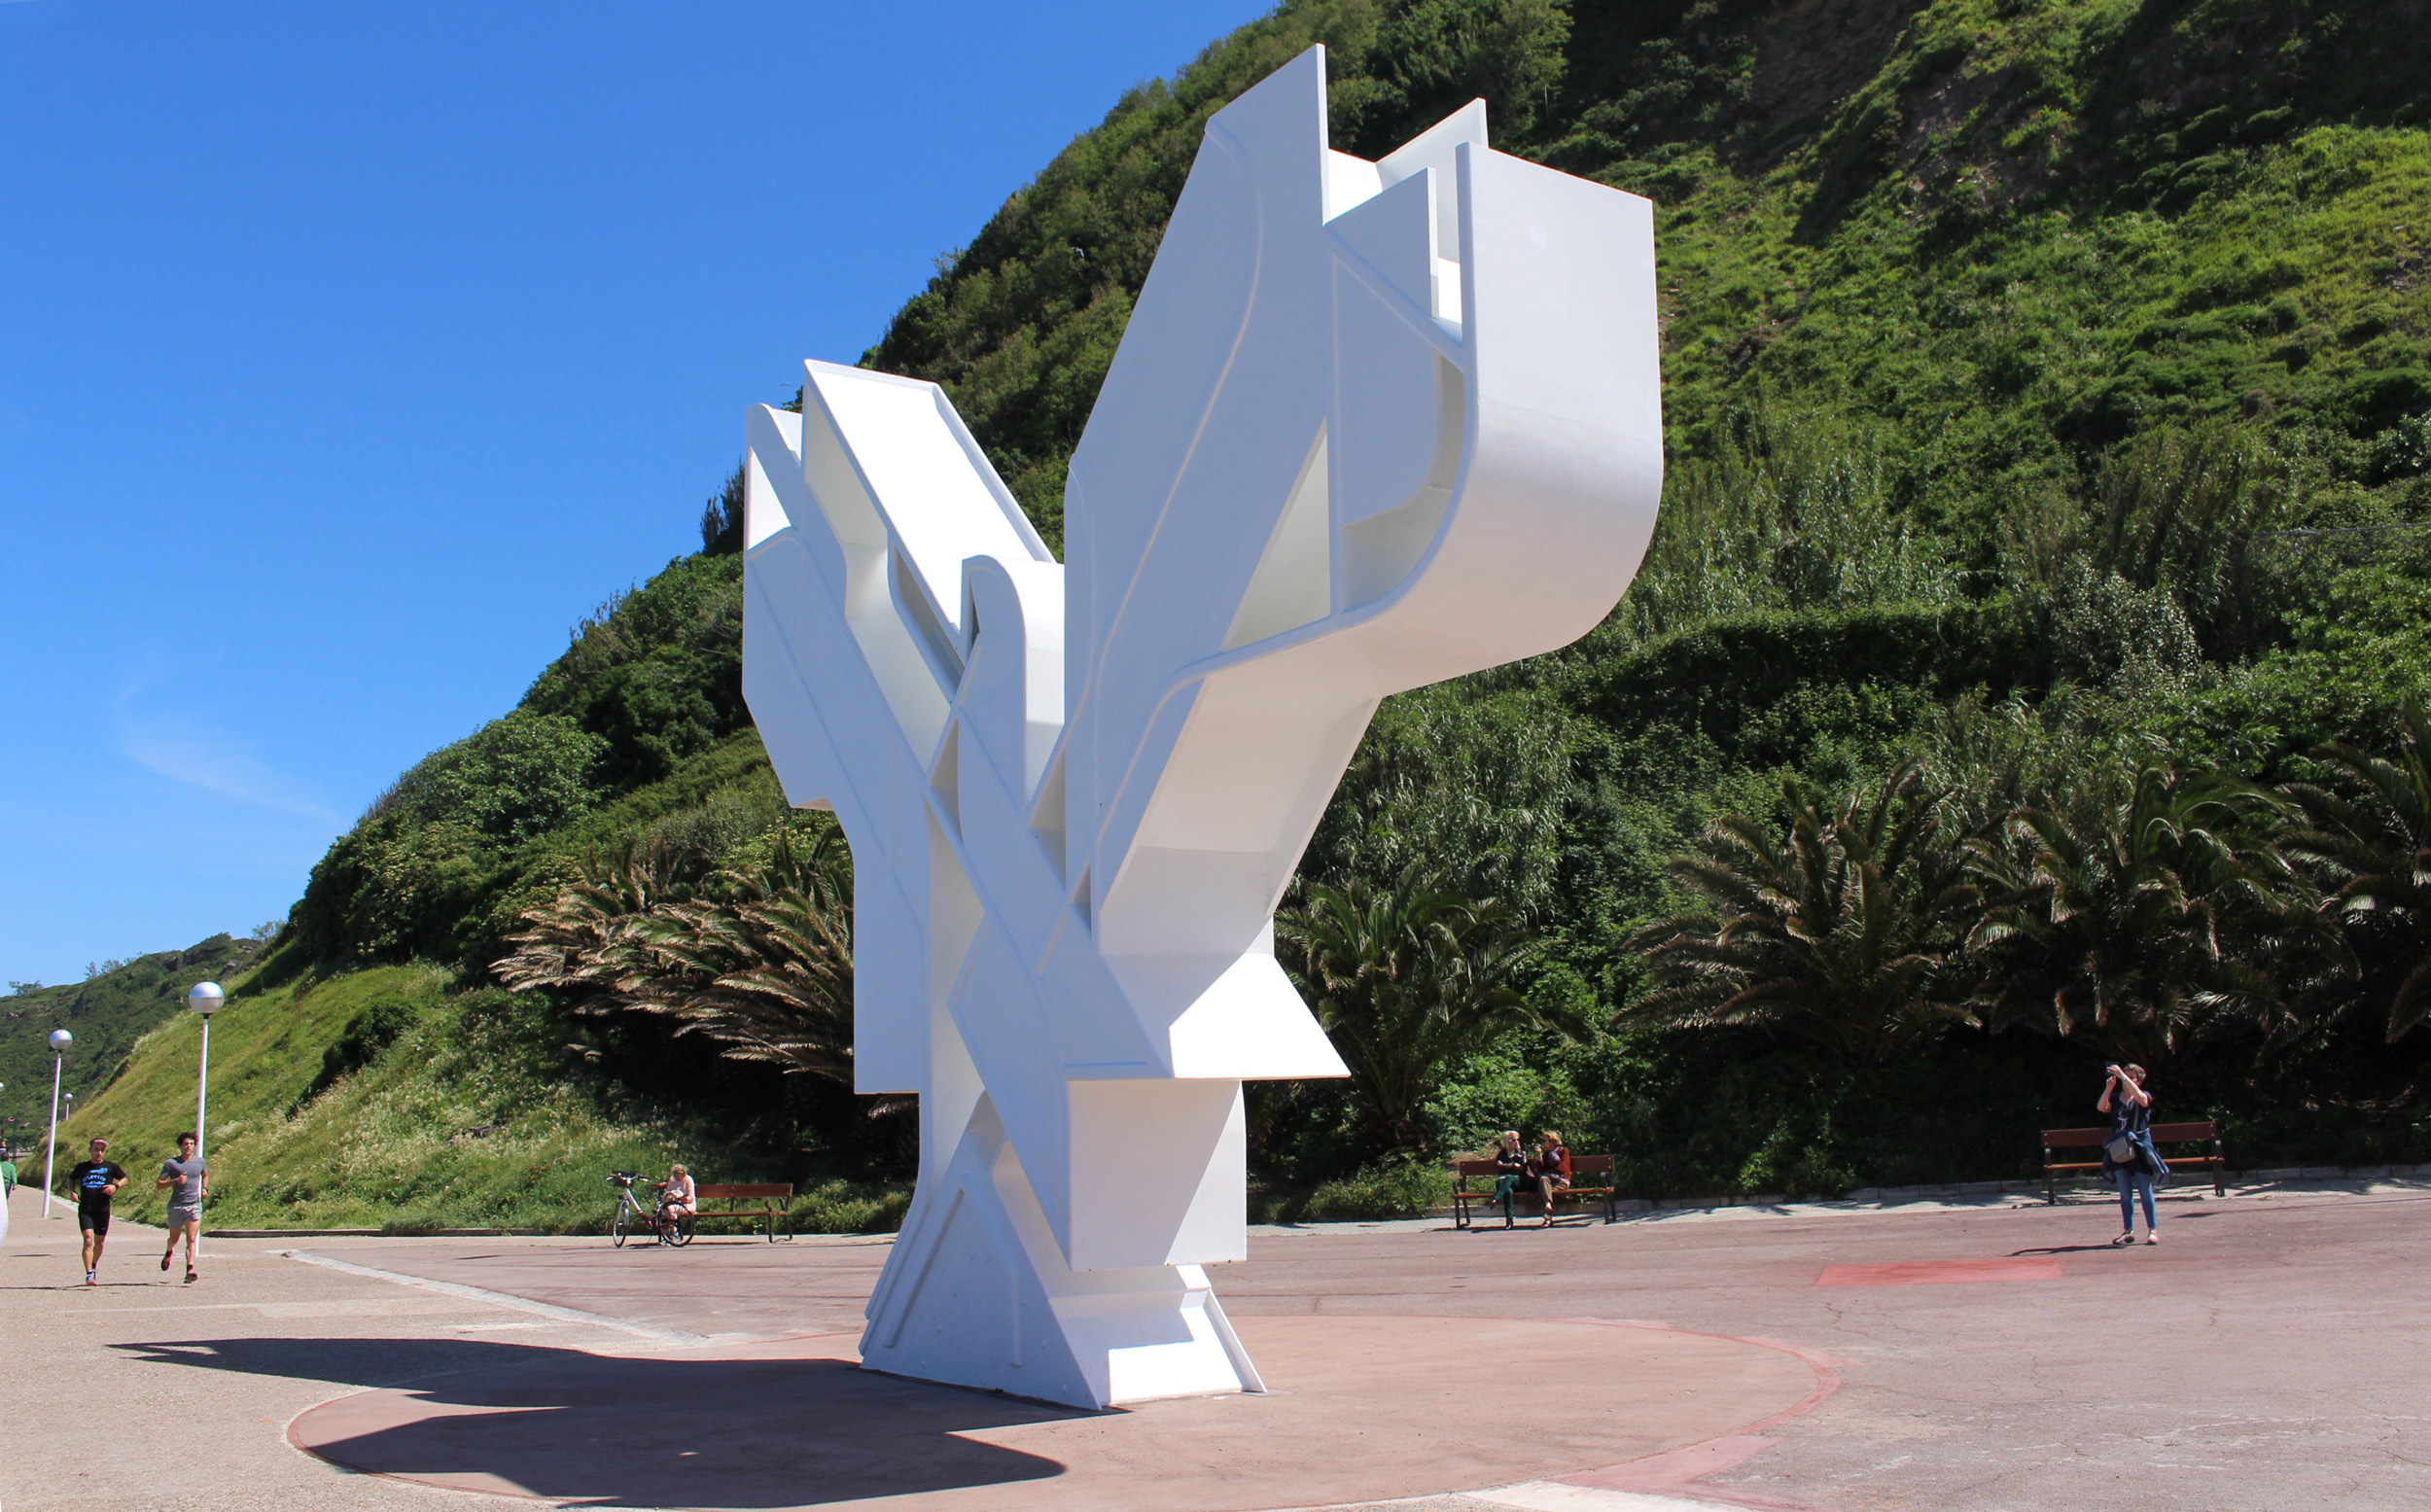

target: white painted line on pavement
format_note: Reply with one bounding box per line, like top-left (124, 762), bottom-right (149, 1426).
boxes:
top-left (1473, 1483), bottom-right (1722, 1511)
top-left (281, 1248), bottom-right (708, 1347)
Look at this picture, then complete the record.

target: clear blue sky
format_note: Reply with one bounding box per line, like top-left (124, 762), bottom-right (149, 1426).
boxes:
top-left (0, 0), bottom-right (1269, 987)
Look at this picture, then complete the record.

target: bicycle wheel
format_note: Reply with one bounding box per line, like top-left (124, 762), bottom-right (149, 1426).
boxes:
top-left (610, 1210), bottom-right (629, 1248)
top-left (672, 1213), bottom-right (696, 1247)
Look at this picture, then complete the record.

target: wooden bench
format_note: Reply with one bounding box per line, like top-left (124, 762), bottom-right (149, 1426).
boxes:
top-left (2040, 1123), bottom-right (2226, 1204)
top-left (687, 1182), bottom-right (794, 1241)
top-left (1450, 1154), bottom-right (1620, 1228)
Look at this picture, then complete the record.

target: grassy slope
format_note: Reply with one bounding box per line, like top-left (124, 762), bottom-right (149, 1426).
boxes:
top-left (1619, 0), bottom-right (2431, 478)
top-left (56, 960), bottom-right (906, 1234)
top-left (0, 936), bottom-right (253, 1153)
top-left (873, 0), bottom-right (2431, 535)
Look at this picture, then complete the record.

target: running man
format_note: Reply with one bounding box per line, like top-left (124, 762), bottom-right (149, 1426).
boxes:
top-left (67, 1138), bottom-right (126, 1286)
top-left (157, 1132), bottom-right (208, 1283)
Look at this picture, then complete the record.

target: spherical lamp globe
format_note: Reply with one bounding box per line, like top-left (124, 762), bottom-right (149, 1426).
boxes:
top-left (48, 1029), bottom-right (71, 1051)
top-left (188, 982), bottom-right (225, 1017)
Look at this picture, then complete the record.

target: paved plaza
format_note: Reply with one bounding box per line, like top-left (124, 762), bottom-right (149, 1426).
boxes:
top-left (3, 1177), bottom-right (2425, 1511)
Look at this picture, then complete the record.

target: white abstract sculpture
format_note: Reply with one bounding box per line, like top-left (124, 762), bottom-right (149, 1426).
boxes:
top-left (741, 45), bottom-right (1662, 1409)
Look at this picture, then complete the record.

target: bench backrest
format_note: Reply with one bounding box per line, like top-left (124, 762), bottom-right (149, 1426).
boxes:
top-left (695, 1183), bottom-right (793, 1201)
top-left (2041, 1122), bottom-right (2218, 1148)
top-left (1451, 1154), bottom-right (1615, 1181)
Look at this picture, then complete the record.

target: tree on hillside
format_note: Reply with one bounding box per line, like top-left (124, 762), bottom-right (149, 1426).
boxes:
top-left (1277, 865), bottom-right (1555, 1153)
top-left (492, 837), bottom-right (709, 1015)
top-left (2082, 421), bottom-right (2290, 657)
top-left (1967, 763), bottom-right (2330, 1062)
top-left (1300, 684), bottom-right (1587, 921)
top-left (700, 460), bottom-right (746, 556)
top-left (2285, 699), bottom-right (2431, 1042)
top-left (1622, 764), bottom-right (1982, 1063)
top-left (1616, 406), bottom-right (1958, 644)
top-left (495, 826), bottom-right (860, 1084)
top-left (647, 829), bottom-right (856, 1080)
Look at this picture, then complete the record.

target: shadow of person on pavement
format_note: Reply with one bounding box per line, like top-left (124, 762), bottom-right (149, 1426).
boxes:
top-left (118, 1336), bottom-right (1085, 1508)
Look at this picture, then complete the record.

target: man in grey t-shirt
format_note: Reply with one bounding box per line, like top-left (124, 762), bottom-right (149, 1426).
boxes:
top-left (157, 1132), bottom-right (207, 1283)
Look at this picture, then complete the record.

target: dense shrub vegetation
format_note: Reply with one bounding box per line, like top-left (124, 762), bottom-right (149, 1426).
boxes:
top-left (38, 0), bottom-right (2431, 1223)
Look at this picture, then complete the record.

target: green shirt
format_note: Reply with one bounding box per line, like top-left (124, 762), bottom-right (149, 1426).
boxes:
top-left (0, 1159), bottom-right (16, 1194)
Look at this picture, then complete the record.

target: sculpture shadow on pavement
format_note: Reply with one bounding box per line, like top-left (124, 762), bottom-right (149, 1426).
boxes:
top-left (121, 1314), bottom-right (1824, 1512)
top-left (119, 1334), bottom-right (1083, 1509)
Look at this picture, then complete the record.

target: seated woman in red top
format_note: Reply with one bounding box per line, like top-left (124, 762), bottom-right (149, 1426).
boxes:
top-left (1530, 1131), bottom-right (1571, 1227)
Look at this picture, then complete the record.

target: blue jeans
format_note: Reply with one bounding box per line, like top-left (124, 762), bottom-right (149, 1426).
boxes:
top-left (2115, 1167), bottom-right (2157, 1231)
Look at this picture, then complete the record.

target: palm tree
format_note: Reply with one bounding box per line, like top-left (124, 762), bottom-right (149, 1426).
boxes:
top-left (496, 825), bottom-right (862, 1085)
top-left (493, 837), bottom-right (708, 1015)
top-left (1624, 764), bottom-right (1980, 1063)
top-left (1967, 762), bottom-right (2324, 1061)
top-left (648, 828), bottom-right (857, 1081)
top-left (2284, 699), bottom-right (2431, 1041)
top-left (1276, 865), bottom-right (1553, 1153)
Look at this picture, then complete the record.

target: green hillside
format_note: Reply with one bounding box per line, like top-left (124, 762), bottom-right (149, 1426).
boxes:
top-left (53, 964), bottom-right (903, 1234)
top-left (0, 935), bottom-right (255, 1157)
top-left (32, 0), bottom-right (2431, 1223)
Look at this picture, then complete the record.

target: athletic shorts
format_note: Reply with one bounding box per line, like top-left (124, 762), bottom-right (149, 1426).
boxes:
top-left (78, 1207), bottom-right (110, 1237)
top-left (166, 1209), bottom-right (202, 1229)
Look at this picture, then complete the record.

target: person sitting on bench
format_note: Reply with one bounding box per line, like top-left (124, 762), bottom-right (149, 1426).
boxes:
top-left (1531, 1131), bottom-right (1571, 1228)
top-left (1489, 1131), bottom-right (1528, 1213)
top-left (657, 1164), bottom-right (696, 1224)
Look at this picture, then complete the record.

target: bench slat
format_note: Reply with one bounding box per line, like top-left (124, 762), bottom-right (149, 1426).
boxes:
top-left (2040, 1129), bottom-right (2110, 1148)
top-left (2148, 1122), bottom-right (2221, 1142)
top-left (2041, 1122), bottom-right (2219, 1145)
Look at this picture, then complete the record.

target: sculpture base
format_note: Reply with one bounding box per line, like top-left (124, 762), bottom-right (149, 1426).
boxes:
top-left (860, 1107), bottom-right (1262, 1408)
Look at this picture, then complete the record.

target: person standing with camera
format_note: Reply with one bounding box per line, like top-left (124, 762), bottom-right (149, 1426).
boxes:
top-left (2099, 1063), bottom-right (2166, 1246)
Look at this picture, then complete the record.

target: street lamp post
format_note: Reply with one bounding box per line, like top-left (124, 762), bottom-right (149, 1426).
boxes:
top-left (43, 1029), bottom-right (70, 1219)
top-left (188, 983), bottom-right (223, 1159)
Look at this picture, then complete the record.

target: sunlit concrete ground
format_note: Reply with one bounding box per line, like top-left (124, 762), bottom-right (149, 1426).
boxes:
top-left (3, 1174), bottom-right (2425, 1511)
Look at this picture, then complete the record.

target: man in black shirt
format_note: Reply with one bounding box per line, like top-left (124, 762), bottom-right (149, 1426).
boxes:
top-left (67, 1138), bottom-right (126, 1286)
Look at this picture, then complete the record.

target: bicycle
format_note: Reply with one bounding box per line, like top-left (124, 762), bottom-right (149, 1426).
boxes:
top-left (607, 1171), bottom-right (695, 1248)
